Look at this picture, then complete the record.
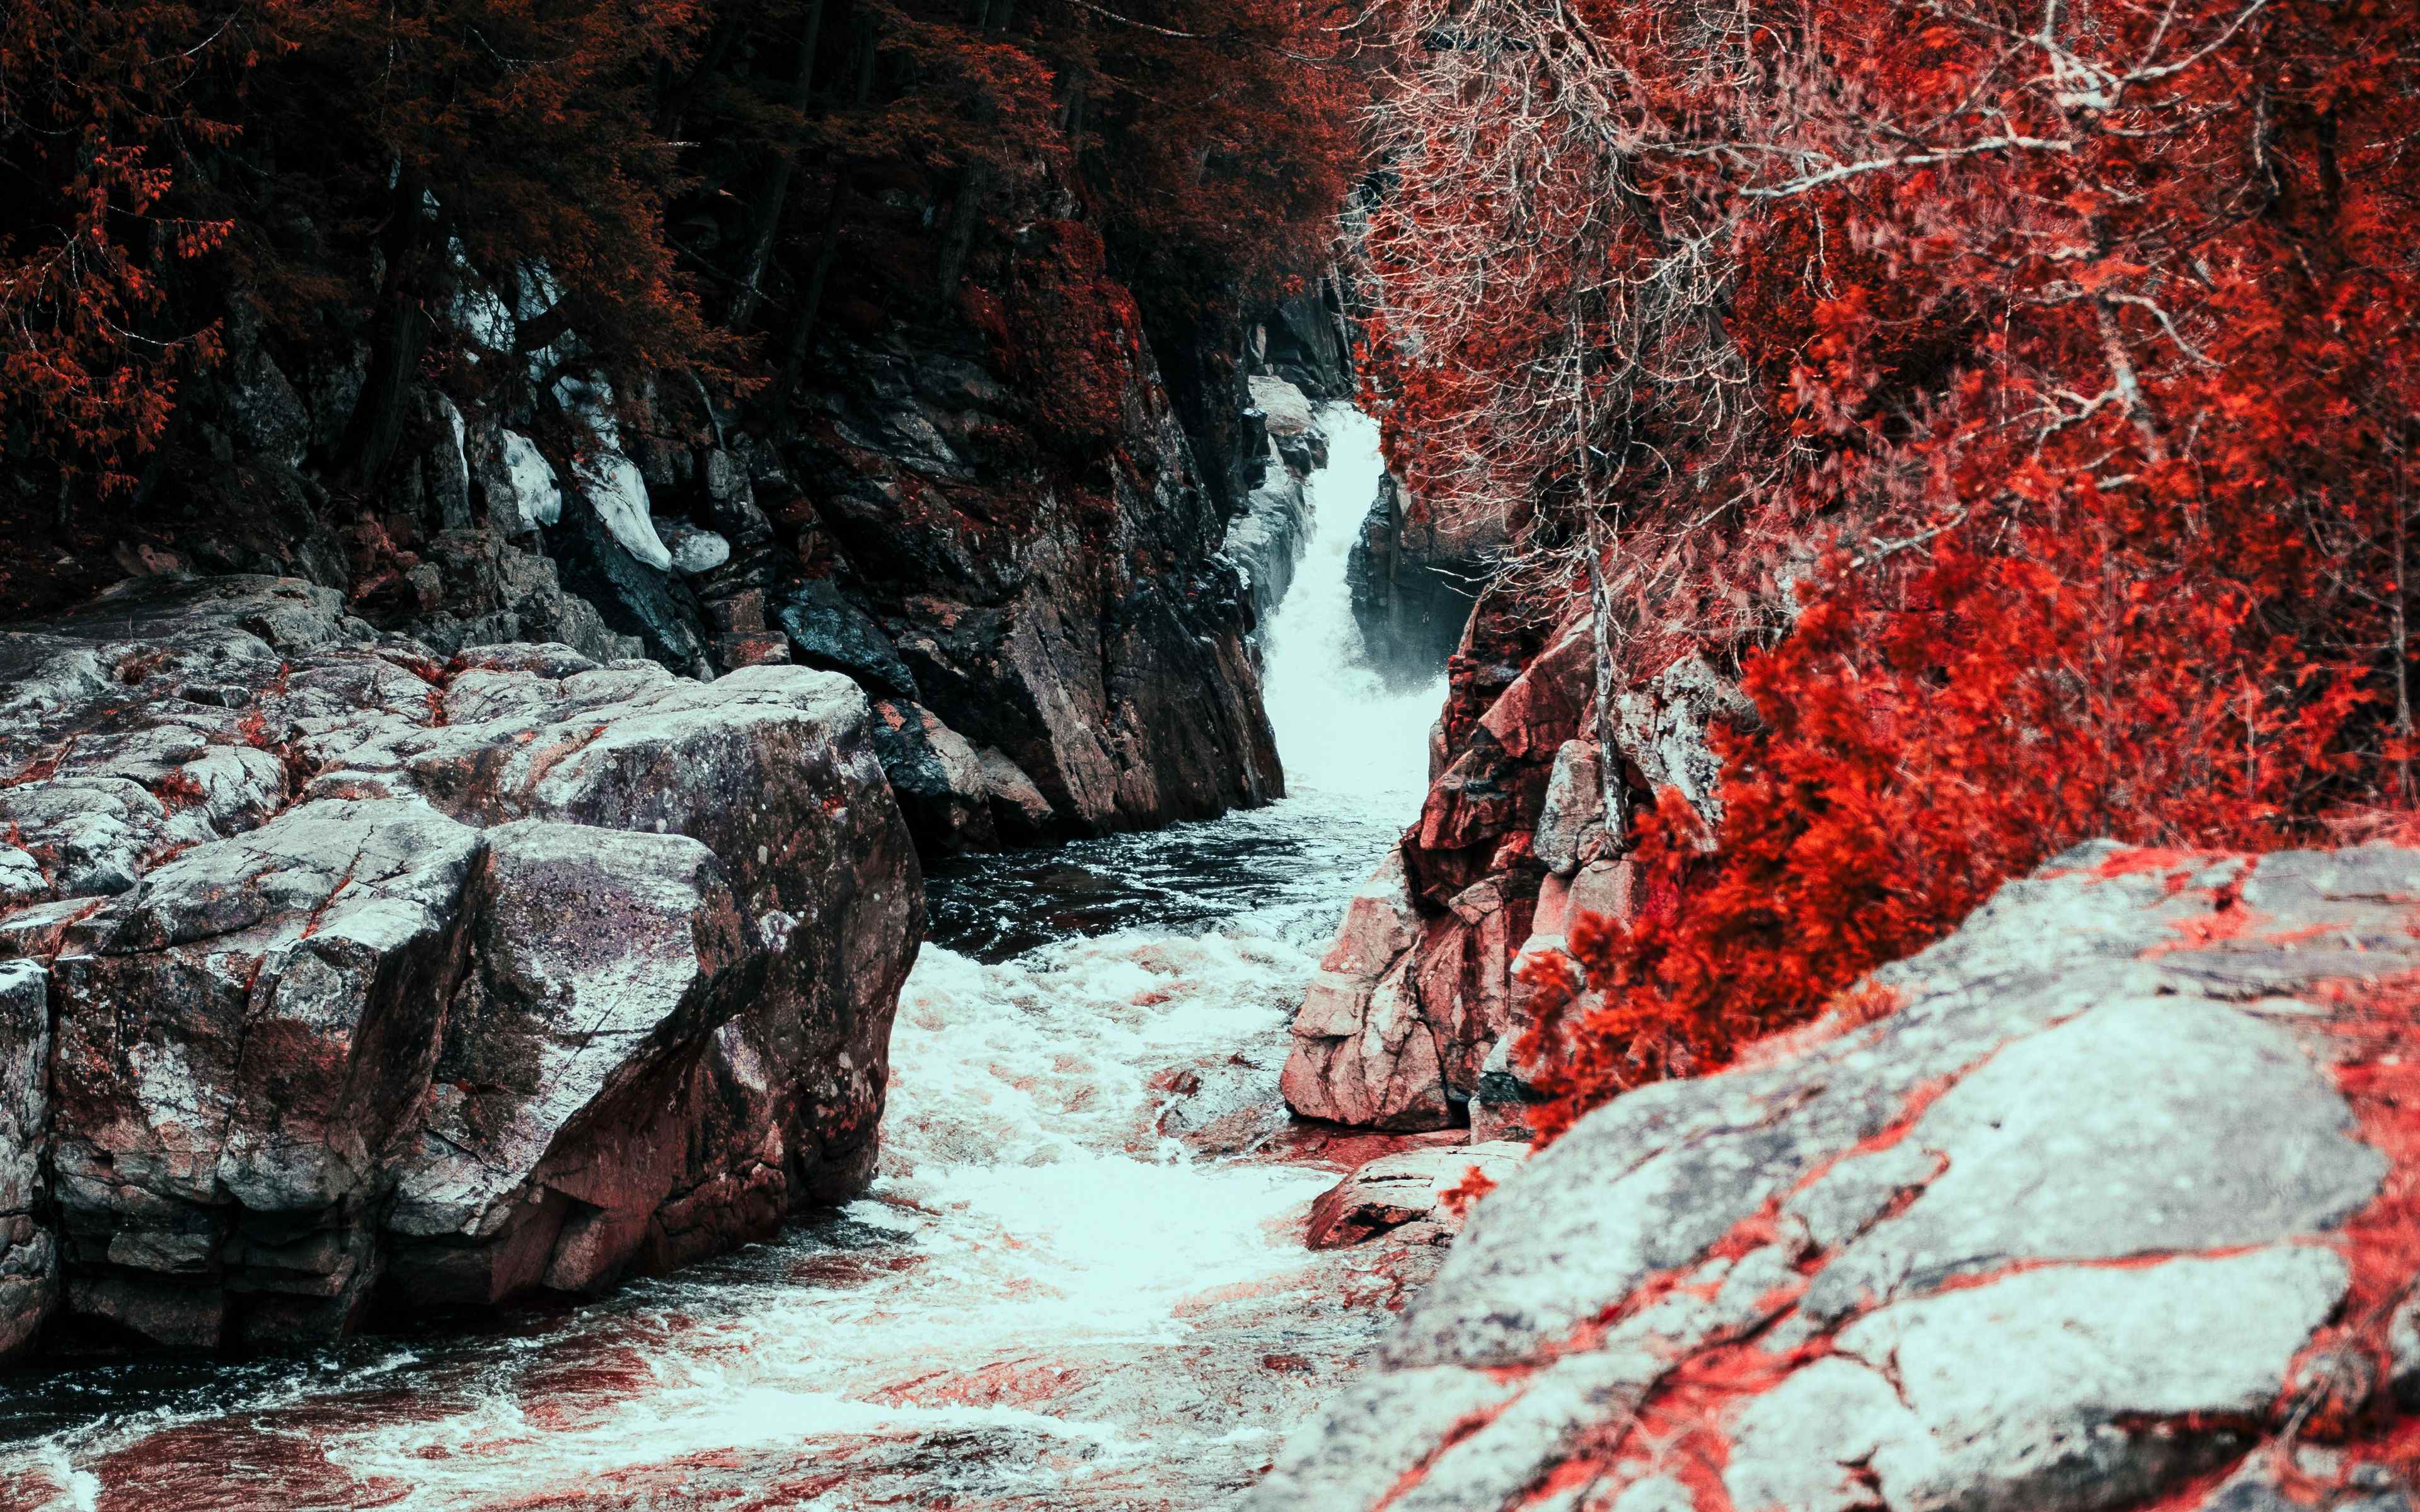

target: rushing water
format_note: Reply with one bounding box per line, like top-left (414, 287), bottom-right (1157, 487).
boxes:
top-left (0, 408), bottom-right (1449, 1512)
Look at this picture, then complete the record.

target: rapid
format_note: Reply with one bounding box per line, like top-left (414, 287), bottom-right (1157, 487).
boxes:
top-left (0, 407), bottom-right (1445, 1512)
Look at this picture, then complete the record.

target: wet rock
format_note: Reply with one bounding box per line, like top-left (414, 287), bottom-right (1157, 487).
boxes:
top-left (1250, 842), bottom-right (2420, 1512)
top-left (868, 699), bottom-right (999, 856)
top-left (1259, 283), bottom-right (1355, 401)
top-left (1306, 1141), bottom-right (1524, 1249)
top-left (0, 960), bottom-right (54, 1358)
top-left (1346, 471), bottom-right (1487, 688)
top-left (225, 349), bottom-right (311, 470)
top-left (425, 394), bottom-right (475, 531)
top-left (1224, 459), bottom-right (1311, 631)
top-left (1281, 849), bottom-right (1449, 1130)
top-left (776, 578), bottom-right (921, 701)
top-left (976, 746), bottom-right (1056, 839)
top-left (800, 319), bottom-right (1282, 842)
top-left (567, 451), bottom-right (671, 575)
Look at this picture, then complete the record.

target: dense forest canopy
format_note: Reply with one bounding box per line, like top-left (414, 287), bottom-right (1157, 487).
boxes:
top-left (0, 0), bottom-right (1356, 595)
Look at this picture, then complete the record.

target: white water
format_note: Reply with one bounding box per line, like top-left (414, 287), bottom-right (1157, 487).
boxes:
top-left (1261, 408), bottom-right (1443, 799)
top-left (0, 406), bottom-right (1450, 1512)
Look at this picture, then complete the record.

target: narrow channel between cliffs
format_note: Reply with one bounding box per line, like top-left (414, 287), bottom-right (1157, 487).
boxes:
top-left (0, 409), bottom-right (1448, 1512)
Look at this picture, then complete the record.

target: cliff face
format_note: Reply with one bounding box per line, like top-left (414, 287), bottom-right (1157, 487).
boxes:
top-left (1281, 580), bottom-right (1606, 1134)
top-left (790, 239), bottom-right (1287, 845)
top-left (1255, 841), bottom-right (2420, 1512)
top-left (1345, 471), bottom-right (1488, 690)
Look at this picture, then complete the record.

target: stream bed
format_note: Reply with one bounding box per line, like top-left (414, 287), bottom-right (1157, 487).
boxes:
top-left (0, 409), bottom-right (1443, 1512)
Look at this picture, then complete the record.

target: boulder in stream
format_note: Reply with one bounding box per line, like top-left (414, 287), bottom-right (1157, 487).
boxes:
top-left (0, 574), bottom-right (921, 1357)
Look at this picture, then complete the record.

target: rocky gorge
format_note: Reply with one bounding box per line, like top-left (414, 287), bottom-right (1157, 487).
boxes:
top-left (9, 403), bottom-right (2420, 1512)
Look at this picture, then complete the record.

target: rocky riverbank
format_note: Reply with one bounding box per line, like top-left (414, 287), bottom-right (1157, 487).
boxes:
top-left (1259, 839), bottom-right (2420, 1511)
top-left (0, 576), bottom-right (918, 1359)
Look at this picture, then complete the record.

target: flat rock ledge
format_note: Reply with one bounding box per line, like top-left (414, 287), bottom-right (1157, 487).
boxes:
top-left (0, 575), bottom-right (921, 1358)
top-left (1249, 840), bottom-right (2420, 1512)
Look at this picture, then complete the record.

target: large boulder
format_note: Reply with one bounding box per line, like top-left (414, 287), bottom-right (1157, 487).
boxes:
top-left (1280, 848), bottom-right (1446, 1130)
top-left (381, 820), bottom-right (770, 1305)
top-left (0, 962), bottom-right (53, 1358)
top-left (49, 799), bottom-right (483, 1348)
top-left (0, 575), bottom-right (923, 1359)
top-left (1249, 842), bottom-right (2420, 1512)
top-left (1306, 1140), bottom-right (1524, 1250)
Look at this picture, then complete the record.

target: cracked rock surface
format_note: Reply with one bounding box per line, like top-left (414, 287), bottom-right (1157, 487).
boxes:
top-left (0, 574), bottom-right (921, 1357)
top-left (1248, 840), bottom-right (2420, 1512)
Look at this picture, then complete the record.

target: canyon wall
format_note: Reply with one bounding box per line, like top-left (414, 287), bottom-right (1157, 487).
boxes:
top-left (1281, 574), bottom-right (1743, 1140)
top-left (12, 261), bottom-right (1343, 864)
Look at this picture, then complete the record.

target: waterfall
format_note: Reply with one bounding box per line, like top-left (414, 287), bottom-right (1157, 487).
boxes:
top-left (1260, 406), bottom-right (1444, 805)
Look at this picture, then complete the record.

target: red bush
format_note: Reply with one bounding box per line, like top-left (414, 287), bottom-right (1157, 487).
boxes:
top-left (1361, 0), bottom-right (2420, 1137)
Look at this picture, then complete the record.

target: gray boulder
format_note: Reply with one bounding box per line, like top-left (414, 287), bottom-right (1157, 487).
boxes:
top-left (1531, 739), bottom-right (1605, 876)
top-left (0, 575), bottom-right (923, 1359)
top-left (775, 577), bottom-right (922, 701)
top-left (1249, 842), bottom-right (2420, 1512)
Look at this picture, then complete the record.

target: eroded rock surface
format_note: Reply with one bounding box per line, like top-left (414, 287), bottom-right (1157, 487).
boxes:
top-left (0, 575), bottom-right (921, 1358)
top-left (1250, 842), bottom-right (2420, 1512)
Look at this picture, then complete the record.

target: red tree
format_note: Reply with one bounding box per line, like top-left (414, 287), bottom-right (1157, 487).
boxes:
top-left (1363, 0), bottom-right (2420, 1135)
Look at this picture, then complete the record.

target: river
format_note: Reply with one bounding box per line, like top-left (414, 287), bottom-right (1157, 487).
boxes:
top-left (0, 408), bottom-right (1449, 1512)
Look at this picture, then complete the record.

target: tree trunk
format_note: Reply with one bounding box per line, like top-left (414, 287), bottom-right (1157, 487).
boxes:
top-left (730, 0), bottom-right (826, 333)
top-left (337, 162), bottom-right (442, 490)
top-left (657, 0), bottom-right (759, 139)
top-left (935, 0), bottom-right (1014, 298)
top-left (774, 13), bottom-right (879, 425)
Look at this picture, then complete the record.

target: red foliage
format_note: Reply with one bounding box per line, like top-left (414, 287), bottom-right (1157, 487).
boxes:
top-left (960, 220), bottom-right (1144, 453)
top-left (1363, 0), bottom-right (2420, 1137)
top-left (0, 1), bottom-right (256, 492)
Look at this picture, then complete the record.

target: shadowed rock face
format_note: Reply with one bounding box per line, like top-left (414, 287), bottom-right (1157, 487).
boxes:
top-left (1249, 842), bottom-right (2420, 1512)
top-left (796, 322), bottom-right (1286, 842)
top-left (0, 575), bottom-right (921, 1358)
top-left (1346, 471), bottom-right (1485, 690)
